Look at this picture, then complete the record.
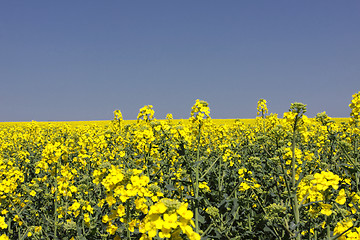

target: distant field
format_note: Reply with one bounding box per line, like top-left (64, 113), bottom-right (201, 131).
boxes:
top-left (0, 117), bottom-right (350, 126)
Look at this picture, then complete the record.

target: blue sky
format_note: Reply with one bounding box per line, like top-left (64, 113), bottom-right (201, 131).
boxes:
top-left (1, 1), bottom-right (359, 121)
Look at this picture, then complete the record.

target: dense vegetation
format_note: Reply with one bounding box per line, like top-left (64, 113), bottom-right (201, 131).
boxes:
top-left (0, 92), bottom-right (359, 240)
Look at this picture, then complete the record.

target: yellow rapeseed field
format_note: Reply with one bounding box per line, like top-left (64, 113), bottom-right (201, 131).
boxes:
top-left (0, 93), bottom-right (359, 239)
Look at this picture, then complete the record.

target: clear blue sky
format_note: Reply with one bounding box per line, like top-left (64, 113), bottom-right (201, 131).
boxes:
top-left (1, 1), bottom-right (359, 121)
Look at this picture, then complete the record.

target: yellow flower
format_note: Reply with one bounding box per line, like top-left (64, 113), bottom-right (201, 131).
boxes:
top-left (257, 99), bottom-right (268, 116)
top-left (349, 91), bottom-right (360, 120)
top-left (151, 214), bottom-right (164, 230)
top-left (320, 204), bottom-right (332, 216)
top-left (177, 203), bottom-right (193, 220)
top-left (105, 195), bottom-right (116, 207)
top-left (334, 218), bottom-right (354, 236)
top-left (0, 234), bottom-right (9, 240)
top-left (102, 215), bottom-right (110, 223)
top-left (0, 216), bottom-right (8, 229)
top-left (162, 213), bottom-right (178, 230)
top-left (159, 228), bottom-right (171, 238)
top-left (69, 201), bottom-right (81, 211)
top-left (149, 202), bottom-right (167, 215)
top-left (113, 109), bottom-right (123, 121)
top-left (13, 215), bottom-right (20, 222)
top-left (30, 190), bottom-right (36, 196)
top-left (128, 219), bottom-right (138, 232)
top-left (69, 185), bottom-right (78, 193)
top-left (117, 205), bottom-right (125, 217)
top-left (199, 182), bottom-right (211, 192)
top-left (190, 99), bottom-right (211, 123)
top-left (84, 205), bottom-right (92, 214)
top-left (135, 198), bottom-right (148, 214)
top-left (181, 225), bottom-right (201, 240)
top-left (239, 182), bottom-right (251, 191)
top-left (84, 213), bottom-right (90, 224)
top-left (336, 189), bottom-right (347, 205)
top-left (98, 199), bottom-right (105, 208)
top-left (106, 222), bottom-right (118, 235)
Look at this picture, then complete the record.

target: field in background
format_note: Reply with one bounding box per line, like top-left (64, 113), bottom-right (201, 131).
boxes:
top-left (0, 117), bottom-right (350, 126)
top-left (0, 93), bottom-right (359, 239)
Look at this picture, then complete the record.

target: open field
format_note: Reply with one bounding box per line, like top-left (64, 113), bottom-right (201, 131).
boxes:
top-left (0, 117), bottom-right (351, 126)
top-left (0, 98), bottom-right (359, 239)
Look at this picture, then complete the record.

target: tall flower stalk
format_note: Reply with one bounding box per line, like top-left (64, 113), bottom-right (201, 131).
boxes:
top-left (289, 102), bottom-right (307, 240)
top-left (190, 99), bottom-right (211, 234)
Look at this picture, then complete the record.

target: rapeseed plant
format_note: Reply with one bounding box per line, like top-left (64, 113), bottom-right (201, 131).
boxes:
top-left (0, 93), bottom-right (359, 239)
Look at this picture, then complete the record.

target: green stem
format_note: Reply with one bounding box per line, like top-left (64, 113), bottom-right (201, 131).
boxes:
top-left (292, 128), bottom-right (300, 240)
top-left (327, 219), bottom-right (331, 240)
top-left (355, 135), bottom-right (359, 192)
top-left (144, 145), bottom-right (150, 180)
top-left (262, 111), bottom-right (266, 134)
top-left (195, 124), bottom-right (201, 234)
top-left (82, 209), bottom-right (85, 236)
top-left (54, 163), bottom-right (58, 240)
top-left (200, 155), bottom-right (220, 179)
top-left (201, 223), bottom-right (214, 238)
top-left (247, 202), bottom-right (252, 232)
top-left (126, 200), bottom-right (131, 239)
top-left (218, 156), bottom-right (222, 198)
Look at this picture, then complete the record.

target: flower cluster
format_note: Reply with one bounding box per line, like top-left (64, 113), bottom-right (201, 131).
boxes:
top-left (113, 109), bottom-right (123, 121)
top-left (333, 218), bottom-right (360, 239)
top-left (137, 105), bottom-right (155, 122)
top-left (238, 168), bottom-right (261, 191)
top-left (297, 171), bottom-right (341, 216)
top-left (139, 199), bottom-right (200, 240)
top-left (257, 98), bottom-right (268, 117)
top-left (349, 91), bottom-right (360, 124)
top-left (190, 99), bottom-right (211, 124)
